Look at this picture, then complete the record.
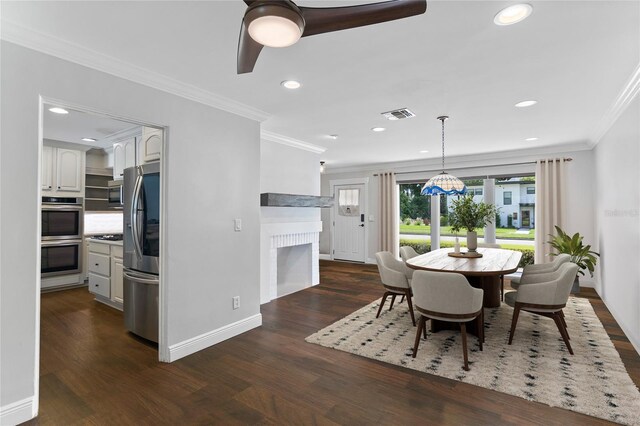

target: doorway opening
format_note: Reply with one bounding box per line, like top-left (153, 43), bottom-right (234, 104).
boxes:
top-left (38, 97), bottom-right (168, 415)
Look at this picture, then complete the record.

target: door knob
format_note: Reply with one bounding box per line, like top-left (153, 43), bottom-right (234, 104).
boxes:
top-left (359, 224), bottom-right (365, 227)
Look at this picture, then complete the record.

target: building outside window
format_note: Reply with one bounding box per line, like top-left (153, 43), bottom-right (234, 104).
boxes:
top-left (527, 186), bottom-right (535, 194)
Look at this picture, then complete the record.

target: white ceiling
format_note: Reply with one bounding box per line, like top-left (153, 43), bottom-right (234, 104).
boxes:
top-left (3, 1), bottom-right (639, 168)
top-left (43, 104), bottom-right (138, 149)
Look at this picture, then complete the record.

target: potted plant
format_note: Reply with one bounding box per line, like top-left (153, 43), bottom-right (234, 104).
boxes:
top-left (449, 195), bottom-right (498, 252)
top-left (547, 225), bottom-right (600, 293)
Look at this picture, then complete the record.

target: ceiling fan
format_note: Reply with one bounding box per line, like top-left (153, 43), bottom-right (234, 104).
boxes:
top-left (237, 0), bottom-right (427, 74)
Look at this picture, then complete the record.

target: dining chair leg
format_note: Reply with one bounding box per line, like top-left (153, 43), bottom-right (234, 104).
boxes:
top-left (559, 310), bottom-right (570, 339)
top-left (476, 314), bottom-right (483, 351)
top-left (389, 294), bottom-right (397, 311)
top-left (404, 289), bottom-right (416, 326)
top-left (423, 318), bottom-right (428, 338)
top-left (400, 295), bottom-right (405, 304)
top-left (376, 292), bottom-right (390, 318)
top-left (412, 316), bottom-right (426, 358)
top-left (553, 312), bottom-right (574, 355)
top-left (500, 276), bottom-right (504, 302)
top-left (508, 304), bottom-right (521, 345)
top-left (460, 322), bottom-right (469, 371)
top-left (480, 308), bottom-right (485, 343)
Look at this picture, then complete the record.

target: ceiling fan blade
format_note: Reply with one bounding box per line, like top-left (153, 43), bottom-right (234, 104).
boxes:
top-left (300, 0), bottom-right (426, 37)
top-left (237, 19), bottom-right (264, 74)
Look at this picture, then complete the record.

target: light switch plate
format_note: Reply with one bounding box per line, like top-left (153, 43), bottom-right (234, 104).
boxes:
top-left (234, 218), bottom-right (242, 231)
top-left (369, 215), bottom-right (375, 222)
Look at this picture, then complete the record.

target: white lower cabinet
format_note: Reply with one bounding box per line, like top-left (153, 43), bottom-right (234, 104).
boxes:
top-left (88, 240), bottom-right (124, 310)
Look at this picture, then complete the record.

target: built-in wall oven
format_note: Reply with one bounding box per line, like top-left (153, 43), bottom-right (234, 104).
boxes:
top-left (41, 197), bottom-right (84, 278)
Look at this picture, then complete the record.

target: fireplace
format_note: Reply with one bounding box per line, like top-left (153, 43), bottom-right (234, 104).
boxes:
top-left (260, 221), bottom-right (322, 303)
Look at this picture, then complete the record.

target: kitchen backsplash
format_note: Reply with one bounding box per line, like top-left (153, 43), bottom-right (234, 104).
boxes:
top-left (84, 212), bottom-right (123, 235)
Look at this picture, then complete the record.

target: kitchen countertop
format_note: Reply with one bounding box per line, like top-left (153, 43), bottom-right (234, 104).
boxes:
top-left (87, 237), bottom-right (123, 246)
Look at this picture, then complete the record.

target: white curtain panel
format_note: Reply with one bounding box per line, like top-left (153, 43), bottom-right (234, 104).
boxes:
top-left (534, 159), bottom-right (568, 263)
top-left (378, 172), bottom-right (399, 257)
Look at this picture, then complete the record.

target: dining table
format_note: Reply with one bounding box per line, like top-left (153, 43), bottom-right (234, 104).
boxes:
top-left (406, 247), bottom-right (522, 337)
top-left (406, 247), bottom-right (522, 309)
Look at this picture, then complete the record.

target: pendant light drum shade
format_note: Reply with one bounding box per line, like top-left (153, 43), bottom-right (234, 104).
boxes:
top-left (420, 116), bottom-right (467, 196)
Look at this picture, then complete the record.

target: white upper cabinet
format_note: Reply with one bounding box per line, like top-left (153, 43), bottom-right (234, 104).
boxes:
top-left (138, 127), bottom-right (162, 164)
top-left (42, 146), bottom-right (84, 194)
top-left (113, 137), bottom-right (136, 180)
top-left (56, 149), bottom-right (83, 192)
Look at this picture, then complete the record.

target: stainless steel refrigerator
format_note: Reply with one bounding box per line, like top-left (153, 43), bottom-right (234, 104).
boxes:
top-left (123, 162), bottom-right (160, 342)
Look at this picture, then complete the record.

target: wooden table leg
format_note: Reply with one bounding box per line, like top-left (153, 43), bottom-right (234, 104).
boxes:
top-left (467, 276), bottom-right (501, 308)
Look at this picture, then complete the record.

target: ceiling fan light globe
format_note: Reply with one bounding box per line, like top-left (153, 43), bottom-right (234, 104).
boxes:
top-left (246, 5), bottom-right (304, 48)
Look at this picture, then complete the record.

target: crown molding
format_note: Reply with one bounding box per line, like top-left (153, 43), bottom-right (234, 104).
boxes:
top-left (591, 62), bottom-right (640, 146)
top-left (261, 130), bottom-right (326, 154)
top-left (0, 19), bottom-right (270, 123)
top-left (323, 141), bottom-right (592, 175)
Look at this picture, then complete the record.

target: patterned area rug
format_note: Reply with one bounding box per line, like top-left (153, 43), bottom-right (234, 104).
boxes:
top-left (306, 297), bottom-right (640, 425)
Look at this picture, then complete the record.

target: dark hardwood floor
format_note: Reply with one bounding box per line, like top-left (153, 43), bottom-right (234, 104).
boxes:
top-left (27, 260), bottom-right (639, 425)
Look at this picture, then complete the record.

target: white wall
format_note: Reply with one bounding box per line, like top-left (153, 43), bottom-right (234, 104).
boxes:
top-left (593, 95), bottom-right (640, 352)
top-left (320, 148), bottom-right (596, 276)
top-left (0, 41), bottom-right (261, 421)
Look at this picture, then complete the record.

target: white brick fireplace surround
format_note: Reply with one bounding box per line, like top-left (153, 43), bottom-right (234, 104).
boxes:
top-left (260, 221), bottom-right (322, 304)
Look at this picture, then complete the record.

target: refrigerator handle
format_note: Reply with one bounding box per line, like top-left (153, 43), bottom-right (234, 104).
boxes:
top-left (124, 271), bottom-right (158, 284)
top-left (131, 170), bottom-right (144, 259)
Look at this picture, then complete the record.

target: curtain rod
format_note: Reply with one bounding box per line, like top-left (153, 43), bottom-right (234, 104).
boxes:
top-left (373, 158), bottom-right (572, 177)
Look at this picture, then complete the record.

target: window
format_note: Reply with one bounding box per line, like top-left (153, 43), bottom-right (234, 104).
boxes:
top-left (513, 212), bottom-right (518, 220)
top-left (338, 188), bottom-right (360, 216)
top-left (474, 188), bottom-right (483, 196)
top-left (527, 187), bottom-right (535, 194)
top-left (503, 191), bottom-right (512, 205)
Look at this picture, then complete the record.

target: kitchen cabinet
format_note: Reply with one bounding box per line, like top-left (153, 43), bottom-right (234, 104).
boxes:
top-left (138, 127), bottom-right (162, 164)
top-left (113, 137), bottom-right (136, 180)
top-left (88, 240), bottom-right (124, 310)
top-left (42, 146), bottom-right (84, 194)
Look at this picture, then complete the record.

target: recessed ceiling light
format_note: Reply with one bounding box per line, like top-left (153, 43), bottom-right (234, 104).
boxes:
top-left (82, 137), bottom-right (97, 142)
top-left (48, 107), bottom-right (69, 114)
top-left (494, 4), bottom-right (533, 26)
top-left (371, 127), bottom-right (386, 132)
top-left (515, 100), bottom-right (537, 108)
top-left (329, 134), bottom-right (339, 140)
top-left (525, 137), bottom-right (539, 141)
top-left (281, 80), bottom-right (301, 89)
top-left (420, 150), bottom-right (429, 153)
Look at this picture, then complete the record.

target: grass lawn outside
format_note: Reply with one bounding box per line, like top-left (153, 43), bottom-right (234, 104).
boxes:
top-left (399, 238), bottom-right (533, 251)
top-left (400, 224), bottom-right (534, 240)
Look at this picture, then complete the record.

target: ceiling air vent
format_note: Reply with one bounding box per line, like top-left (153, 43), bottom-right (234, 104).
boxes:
top-left (381, 108), bottom-right (416, 121)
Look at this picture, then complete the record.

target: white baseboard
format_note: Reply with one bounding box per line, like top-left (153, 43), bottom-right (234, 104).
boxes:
top-left (1, 396), bottom-right (35, 425)
top-left (366, 257), bottom-right (376, 265)
top-left (168, 314), bottom-right (262, 362)
top-left (319, 254), bottom-right (332, 260)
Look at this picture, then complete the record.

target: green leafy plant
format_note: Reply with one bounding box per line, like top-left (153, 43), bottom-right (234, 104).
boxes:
top-left (547, 225), bottom-right (600, 277)
top-left (449, 195), bottom-right (498, 233)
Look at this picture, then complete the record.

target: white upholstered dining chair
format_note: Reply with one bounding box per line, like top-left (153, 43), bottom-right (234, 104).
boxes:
top-left (410, 270), bottom-right (484, 371)
top-left (510, 253), bottom-right (571, 289)
top-left (375, 251), bottom-right (416, 326)
top-left (505, 262), bottom-right (579, 354)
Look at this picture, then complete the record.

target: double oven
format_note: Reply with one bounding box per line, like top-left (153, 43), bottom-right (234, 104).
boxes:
top-left (41, 197), bottom-right (84, 278)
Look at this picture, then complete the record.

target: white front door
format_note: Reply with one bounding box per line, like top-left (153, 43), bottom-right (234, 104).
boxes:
top-left (333, 184), bottom-right (365, 262)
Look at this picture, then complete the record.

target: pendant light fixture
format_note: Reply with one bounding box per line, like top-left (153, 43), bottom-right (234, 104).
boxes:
top-left (421, 116), bottom-right (467, 196)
